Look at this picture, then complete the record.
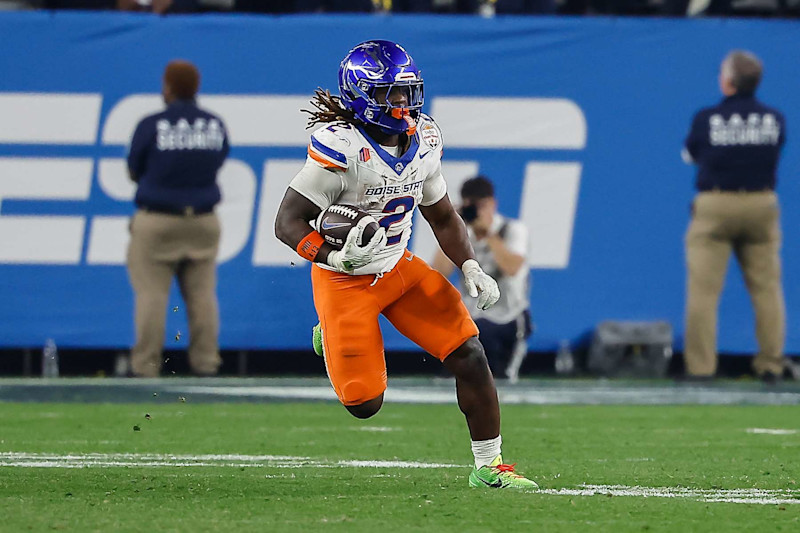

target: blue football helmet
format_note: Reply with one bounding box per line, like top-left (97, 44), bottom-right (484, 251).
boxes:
top-left (338, 40), bottom-right (424, 135)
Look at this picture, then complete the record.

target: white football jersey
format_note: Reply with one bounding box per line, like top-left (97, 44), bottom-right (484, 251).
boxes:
top-left (289, 113), bottom-right (447, 275)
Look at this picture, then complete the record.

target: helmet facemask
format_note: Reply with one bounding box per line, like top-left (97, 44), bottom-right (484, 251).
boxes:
top-left (358, 80), bottom-right (424, 135)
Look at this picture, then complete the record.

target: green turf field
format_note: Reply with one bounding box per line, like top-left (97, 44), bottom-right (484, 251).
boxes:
top-left (1, 401), bottom-right (799, 532)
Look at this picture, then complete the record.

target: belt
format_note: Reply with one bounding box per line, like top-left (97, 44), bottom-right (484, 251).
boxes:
top-left (140, 205), bottom-right (214, 216)
top-left (701, 187), bottom-right (773, 194)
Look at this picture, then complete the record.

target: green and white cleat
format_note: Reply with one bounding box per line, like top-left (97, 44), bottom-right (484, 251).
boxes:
top-left (312, 323), bottom-right (324, 357)
top-left (468, 455), bottom-right (538, 490)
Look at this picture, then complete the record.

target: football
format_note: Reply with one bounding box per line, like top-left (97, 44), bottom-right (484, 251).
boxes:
top-left (317, 204), bottom-right (379, 250)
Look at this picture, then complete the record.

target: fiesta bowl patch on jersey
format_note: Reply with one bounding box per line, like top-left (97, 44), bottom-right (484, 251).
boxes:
top-left (317, 204), bottom-right (379, 250)
top-left (420, 121), bottom-right (440, 149)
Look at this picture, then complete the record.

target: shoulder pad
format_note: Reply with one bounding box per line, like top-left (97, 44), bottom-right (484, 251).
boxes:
top-left (308, 124), bottom-right (359, 171)
top-left (417, 113), bottom-right (442, 151)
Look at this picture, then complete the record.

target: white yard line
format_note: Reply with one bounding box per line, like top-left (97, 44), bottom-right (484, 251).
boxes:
top-left (1, 452), bottom-right (798, 505)
top-left (0, 452), bottom-right (462, 469)
top-left (160, 385), bottom-right (800, 406)
top-left (746, 428), bottom-right (798, 435)
top-left (540, 485), bottom-right (800, 505)
top-left (5, 378), bottom-right (800, 405)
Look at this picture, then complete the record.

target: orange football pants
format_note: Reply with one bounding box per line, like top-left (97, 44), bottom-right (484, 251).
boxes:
top-left (311, 250), bottom-right (479, 406)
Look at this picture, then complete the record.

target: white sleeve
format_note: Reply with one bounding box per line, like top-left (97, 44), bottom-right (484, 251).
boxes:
top-left (504, 220), bottom-right (528, 257)
top-left (288, 159), bottom-right (345, 210)
top-left (420, 161), bottom-right (447, 206)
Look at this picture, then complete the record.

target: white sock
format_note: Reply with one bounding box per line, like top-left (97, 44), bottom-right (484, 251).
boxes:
top-left (471, 435), bottom-right (502, 469)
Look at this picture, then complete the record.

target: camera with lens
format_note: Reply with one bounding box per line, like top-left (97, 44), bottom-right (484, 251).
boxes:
top-left (458, 204), bottom-right (478, 224)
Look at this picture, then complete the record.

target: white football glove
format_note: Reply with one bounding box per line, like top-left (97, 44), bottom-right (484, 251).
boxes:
top-left (461, 259), bottom-right (500, 310)
top-left (326, 222), bottom-right (387, 272)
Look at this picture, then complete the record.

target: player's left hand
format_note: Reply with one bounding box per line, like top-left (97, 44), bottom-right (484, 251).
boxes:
top-left (461, 259), bottom-right (500, 310)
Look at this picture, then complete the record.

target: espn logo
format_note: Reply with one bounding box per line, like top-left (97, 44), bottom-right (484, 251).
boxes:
top-left (0, 94), bottom-right (585, 269)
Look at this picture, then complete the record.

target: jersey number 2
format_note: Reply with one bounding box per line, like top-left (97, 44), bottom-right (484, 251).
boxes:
top-left (380, 197), bottom-right (415, 245)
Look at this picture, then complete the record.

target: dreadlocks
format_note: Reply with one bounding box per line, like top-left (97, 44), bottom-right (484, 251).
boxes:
top-left (301, 87), bottom-right (412, 152)
top-left (302, 88), bottom-right (360, 130)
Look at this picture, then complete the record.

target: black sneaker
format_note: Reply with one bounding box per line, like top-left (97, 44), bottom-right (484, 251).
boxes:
top-left (784, 360), bottom-right (800, 381)
top-left (760, 372), bottom-right (781, 385)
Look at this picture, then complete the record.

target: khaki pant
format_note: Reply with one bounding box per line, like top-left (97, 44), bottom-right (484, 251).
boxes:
top-left (684, 191), bottom-right (785, 377)
top-left (127, 210), bottom-right (221, 377)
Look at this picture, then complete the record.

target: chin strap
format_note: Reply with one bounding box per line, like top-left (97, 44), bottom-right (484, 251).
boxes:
top-left (402, 114), bottom-right (417, 135)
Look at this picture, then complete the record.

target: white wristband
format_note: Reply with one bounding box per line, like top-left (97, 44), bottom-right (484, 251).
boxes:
top-left (461, 259), bottom-right (481, 274)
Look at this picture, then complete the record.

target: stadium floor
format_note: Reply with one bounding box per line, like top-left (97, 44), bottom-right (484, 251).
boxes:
top-left (3, 378), bottom-right (800, 531)
top-left (1, 376), bottom-right (799, 405)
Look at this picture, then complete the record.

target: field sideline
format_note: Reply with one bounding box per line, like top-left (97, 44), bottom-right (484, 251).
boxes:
top-left (1, 379), bottom-right (799, 531)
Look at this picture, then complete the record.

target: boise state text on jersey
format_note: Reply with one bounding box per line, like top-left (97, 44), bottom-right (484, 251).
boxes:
top-left (363, 180), bottom-right (425, 196)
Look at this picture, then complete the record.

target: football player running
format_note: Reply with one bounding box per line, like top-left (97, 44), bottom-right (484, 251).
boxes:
top-left (274, 40), bottom-right (537, 490)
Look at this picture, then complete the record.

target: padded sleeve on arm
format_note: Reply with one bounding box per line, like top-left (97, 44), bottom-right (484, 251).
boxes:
top-left (288, 159), bottom-right (345, 210)
top-left (420, 162), bottom-right (447, 207)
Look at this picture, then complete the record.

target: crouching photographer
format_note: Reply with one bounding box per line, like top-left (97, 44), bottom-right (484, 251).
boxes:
top-left (433, 175), bottom-right (532, 382)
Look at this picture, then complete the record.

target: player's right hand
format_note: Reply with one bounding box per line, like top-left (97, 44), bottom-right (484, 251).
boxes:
top-left (326, 225), bottom-right (387, 272)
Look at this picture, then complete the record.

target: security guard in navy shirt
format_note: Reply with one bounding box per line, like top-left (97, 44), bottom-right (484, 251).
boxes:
top-left (126, 60), bottom-right (229, 377)
top-left (682, 50), bottom-right (787, 382)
